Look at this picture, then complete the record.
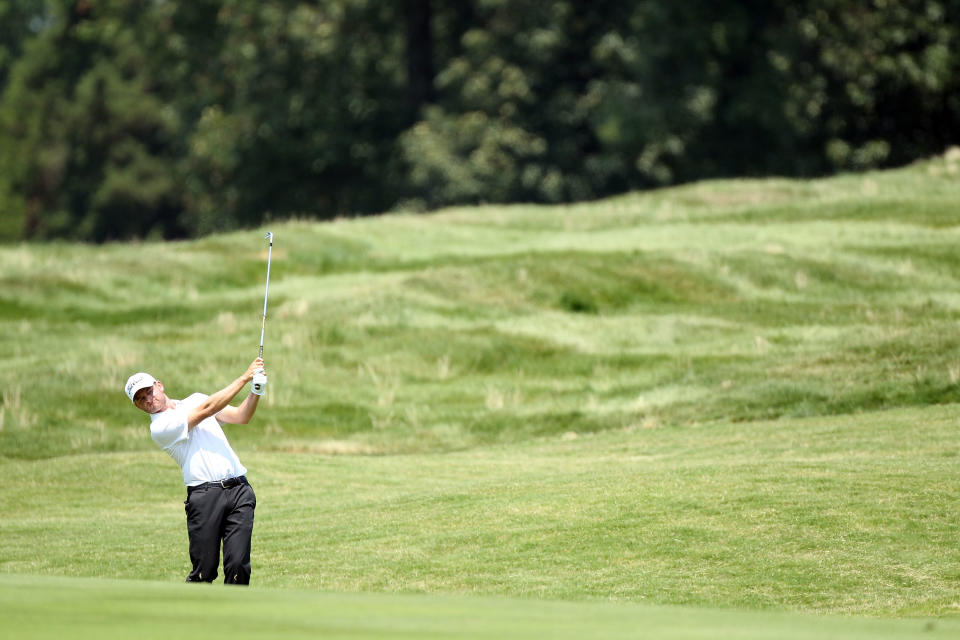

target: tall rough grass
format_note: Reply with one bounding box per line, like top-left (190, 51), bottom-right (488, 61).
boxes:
top-left (2, 153), bottom-right (958, 459)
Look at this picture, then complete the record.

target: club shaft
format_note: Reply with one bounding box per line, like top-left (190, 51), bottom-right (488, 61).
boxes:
top-left (259, 233), bottom-right (273, 358)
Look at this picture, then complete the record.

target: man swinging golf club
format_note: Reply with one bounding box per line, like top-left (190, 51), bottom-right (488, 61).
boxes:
top-left (124, 233), bottom-right (273, 585)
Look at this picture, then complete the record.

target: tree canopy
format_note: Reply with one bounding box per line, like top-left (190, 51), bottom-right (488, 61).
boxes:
top-left (1, 0), bottom-right (957, 242)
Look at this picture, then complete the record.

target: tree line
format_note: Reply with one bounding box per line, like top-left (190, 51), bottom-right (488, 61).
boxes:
top-left (1, 0), bottom-right (957, 242)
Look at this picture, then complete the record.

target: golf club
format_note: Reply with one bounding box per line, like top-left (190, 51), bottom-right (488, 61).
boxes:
top-left (252, 232), bottom-right (272, 395)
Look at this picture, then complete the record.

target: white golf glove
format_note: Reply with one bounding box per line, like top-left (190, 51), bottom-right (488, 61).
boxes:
top-left (251, 369), bottom-right (268, 396)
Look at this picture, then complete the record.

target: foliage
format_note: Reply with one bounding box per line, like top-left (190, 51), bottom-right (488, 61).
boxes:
top-left (405, 0), bottom-right (960, 207)
top-left (169, 0), bottom-right (412, 234)
top-left (0, 1), bottom-right (184, 241)
top-left (0, 0), bottom-right (958, 241)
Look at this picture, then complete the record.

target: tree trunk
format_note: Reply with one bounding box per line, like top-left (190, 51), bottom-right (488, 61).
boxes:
top-left (404, 0), bottom-right (435, 115)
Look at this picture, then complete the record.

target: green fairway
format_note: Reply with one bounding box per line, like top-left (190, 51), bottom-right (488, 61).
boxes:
top-left (1, 406), bottom-right (958, 615)
top-left (2, 153), bottom-right (960, 633)
top-left (1, 574), bottom-right (957, 640)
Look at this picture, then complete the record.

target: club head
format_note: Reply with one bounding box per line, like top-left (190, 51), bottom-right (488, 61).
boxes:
top-left (265, 231), bottom-right (273, 242)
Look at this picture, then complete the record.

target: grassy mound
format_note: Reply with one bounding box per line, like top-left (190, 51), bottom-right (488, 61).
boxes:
top-left (3, 153), bottom-right (960, 459)
top-left (1, 152), bottom-right (959, 626)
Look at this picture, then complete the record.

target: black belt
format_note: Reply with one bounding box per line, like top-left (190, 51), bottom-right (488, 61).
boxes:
top-left (188, 475), bottom-right (248, 493)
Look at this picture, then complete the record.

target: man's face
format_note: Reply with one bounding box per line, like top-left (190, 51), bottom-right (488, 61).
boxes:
top-left (133, 381), bottom-right (166, 414)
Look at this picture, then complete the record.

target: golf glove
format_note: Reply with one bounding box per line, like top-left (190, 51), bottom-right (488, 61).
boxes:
top-left (251, 369), bottom-right (268, 396)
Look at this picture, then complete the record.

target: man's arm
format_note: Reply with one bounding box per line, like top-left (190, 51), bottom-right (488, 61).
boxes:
top-left (187, 358), bottom-right (263, 429)
top-left (217, 392), bottom-right (260, 425)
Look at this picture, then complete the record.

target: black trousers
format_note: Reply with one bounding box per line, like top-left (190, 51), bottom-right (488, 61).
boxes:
top-left (183, 478), bottom-right (256, 584)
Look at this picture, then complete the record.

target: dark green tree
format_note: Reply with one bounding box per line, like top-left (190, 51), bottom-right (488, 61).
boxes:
top-left (1, 0), bottom-right (957, 241)
top-left (170, 0), bottom-right (413, 234)
top-left (0, 0), bottom-right (183, 241)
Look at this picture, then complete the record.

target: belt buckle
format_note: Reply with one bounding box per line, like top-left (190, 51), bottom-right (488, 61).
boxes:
top-left (219, 479), bottom-right (228, 489)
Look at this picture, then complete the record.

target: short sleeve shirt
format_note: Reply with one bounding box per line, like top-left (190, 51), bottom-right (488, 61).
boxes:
top-left (150, 393), bottom-right (247, 486)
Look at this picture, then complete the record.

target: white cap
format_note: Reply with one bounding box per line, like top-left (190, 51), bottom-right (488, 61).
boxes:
top-left (124, 372), bottom-right (157, 403)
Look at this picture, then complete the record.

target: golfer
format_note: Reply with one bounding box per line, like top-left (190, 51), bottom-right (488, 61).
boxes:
top-left (124, 357), bottom-right (267, 585)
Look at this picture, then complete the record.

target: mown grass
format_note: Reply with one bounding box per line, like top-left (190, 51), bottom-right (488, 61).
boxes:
top-left (1, 406), bottom-right (959, 617)
top-left (4, 574), bottom-right (957, 640)
top-left (1, 151), bottom-right (960, 627)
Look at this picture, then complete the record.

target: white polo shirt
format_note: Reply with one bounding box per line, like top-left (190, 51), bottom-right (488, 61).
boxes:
top-left (150, 393), bottom-right (247, 487)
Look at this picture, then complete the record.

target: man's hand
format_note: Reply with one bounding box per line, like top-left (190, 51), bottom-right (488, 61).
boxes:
top-left (245, 358), bottom-right (265, 382)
